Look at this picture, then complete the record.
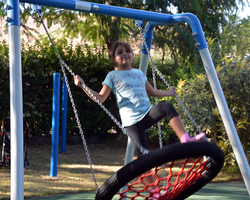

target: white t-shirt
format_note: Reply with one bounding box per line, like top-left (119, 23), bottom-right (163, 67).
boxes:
top-left (102, 68), bottom-right (151, 127)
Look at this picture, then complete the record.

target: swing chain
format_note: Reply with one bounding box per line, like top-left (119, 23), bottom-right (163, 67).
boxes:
top-left (139, 24), bottom-right (167, 184)
top-left (151, 50), bottom-right (167, 185)
top-left (138, 25), bottom-right (164, 148)
top-left (21, 4), bottom-right (42, 23)
top-left (138, 25), bottom-right (203, 134)
top-left (33, 11), bottom-right (99, 191)
top-left (152, 68), bottom-right (163, 148)
top-left (150, 55), bottom-right (163, 148)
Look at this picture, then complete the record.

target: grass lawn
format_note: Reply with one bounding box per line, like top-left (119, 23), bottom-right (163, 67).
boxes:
top-left (0, 139), bottom-right (243, 199)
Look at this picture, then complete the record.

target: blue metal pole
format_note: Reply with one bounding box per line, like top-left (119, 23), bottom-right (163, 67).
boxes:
top-left (61, 78), bottom-right (68, 153)
top-left (141, 22), bottom-right (155, 55)
top-left (50, 73), bottom-right (60, 177)
top-left (139, 22), bottom-right (155, 74)
top-left (7, 0), bottom-right (24, 199)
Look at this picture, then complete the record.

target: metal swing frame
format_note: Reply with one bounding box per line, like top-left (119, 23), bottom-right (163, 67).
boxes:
top-left (6, 0), bottom-right (250, 199)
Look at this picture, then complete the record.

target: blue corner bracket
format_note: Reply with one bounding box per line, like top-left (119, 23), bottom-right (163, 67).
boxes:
top-left (6, 0), bottom-right (20, 26)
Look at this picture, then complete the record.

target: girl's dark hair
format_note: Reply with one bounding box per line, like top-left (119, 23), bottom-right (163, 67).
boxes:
top-left (111, 41), bottom-right (133, 67)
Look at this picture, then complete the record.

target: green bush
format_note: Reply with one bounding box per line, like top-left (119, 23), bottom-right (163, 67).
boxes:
top-left (176, 59), bottom-right (250, 166)
top-left (0, 37), bottom-right (119, 138)
top-left (0, 40), bottom-right (10, 120)
top-left (176, 16), bottom-right (250, 166)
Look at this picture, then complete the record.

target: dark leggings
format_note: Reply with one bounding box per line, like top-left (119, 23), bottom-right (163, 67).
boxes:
top-left (124, 101), bottom-right (179, 156)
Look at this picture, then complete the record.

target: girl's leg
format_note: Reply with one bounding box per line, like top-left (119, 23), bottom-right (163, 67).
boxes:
top-left (145, 102), bottom-right (205, 142)
top-left (142, 170), bottom-right (156, 192)
top-left (124, 103), bottom-right (178, 192)
top-left (168, 115), bottom-right (186, 139)
top-left (124, 122), bottom-right (148, 157)
top-left (125, 123), bottom-right (157, 192)
top-left (169, 116), bottom-right (205, 142)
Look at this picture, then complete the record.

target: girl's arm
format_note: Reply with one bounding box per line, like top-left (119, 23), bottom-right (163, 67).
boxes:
top-left (145, 81), bottom-right (175, 97)
top-left (74, 75), bottom-right (111, 103)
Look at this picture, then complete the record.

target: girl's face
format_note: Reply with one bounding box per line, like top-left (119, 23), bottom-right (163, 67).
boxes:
top-left (114, 45), bottom-right (133, 70)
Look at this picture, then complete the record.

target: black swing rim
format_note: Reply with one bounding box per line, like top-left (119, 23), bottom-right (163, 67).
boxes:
top-left (95, 140), bottom-right (224, 200)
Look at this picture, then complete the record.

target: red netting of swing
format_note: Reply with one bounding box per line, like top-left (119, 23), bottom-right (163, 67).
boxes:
top-left (119, 157), bottom-right (208, 200)
top-left (95, 141), bottom-right (224, 200)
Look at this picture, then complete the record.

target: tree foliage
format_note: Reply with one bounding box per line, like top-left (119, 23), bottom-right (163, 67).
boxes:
top-left (14, 0), bottom-right (247, 67)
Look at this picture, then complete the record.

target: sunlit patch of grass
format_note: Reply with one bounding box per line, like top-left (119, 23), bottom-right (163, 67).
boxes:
top-left (0, 143), bottom-right (126, 199)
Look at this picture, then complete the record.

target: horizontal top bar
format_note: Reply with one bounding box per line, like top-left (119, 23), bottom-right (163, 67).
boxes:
top-left (19, 0), bottom-right (207, 50)
top-left (21, 0), bottom-right (174, 23)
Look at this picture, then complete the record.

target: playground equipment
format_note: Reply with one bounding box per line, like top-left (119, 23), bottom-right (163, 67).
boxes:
top-left (50, 74), bottom-right (68, 177)
top-left (5, 0), bottom-right (250, 199)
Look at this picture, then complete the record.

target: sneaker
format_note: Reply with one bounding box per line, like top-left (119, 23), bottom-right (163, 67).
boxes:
top-left (180, 132), bottom-right (206, 143)
top-left (151, 188), bottom-right (167, 200)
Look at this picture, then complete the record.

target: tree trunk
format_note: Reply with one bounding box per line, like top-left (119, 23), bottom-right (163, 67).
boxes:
top-left (106, 25), bottom-right (119, 60)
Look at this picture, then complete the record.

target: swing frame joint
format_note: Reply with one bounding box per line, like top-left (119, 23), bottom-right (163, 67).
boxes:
top-left (31, 4), bottom-right (42, 14)
top-left (135, 19), bottom-right (143, 28)
top-left (4, 4), bottom-right (12, 10)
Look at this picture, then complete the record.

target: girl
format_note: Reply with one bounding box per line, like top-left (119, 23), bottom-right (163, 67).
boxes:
top-left (74, 41), bottom-right (205, 197)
